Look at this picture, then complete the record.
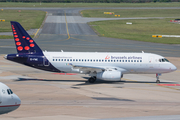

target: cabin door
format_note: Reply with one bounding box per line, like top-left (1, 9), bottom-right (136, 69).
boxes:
top-left (148, 57), bottom-right (154, 68)
top-left (43, 56), bottom-right (50, 66)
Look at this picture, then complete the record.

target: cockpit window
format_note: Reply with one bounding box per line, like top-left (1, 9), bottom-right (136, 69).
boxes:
top-left (159, 58), bottom-right (169, 62)
top-left (9, 89), bottom-right (13, 94)
top-left (164, 58), bottom-right (169, 62)
top-left (7, 89), bottom-right (10, 95)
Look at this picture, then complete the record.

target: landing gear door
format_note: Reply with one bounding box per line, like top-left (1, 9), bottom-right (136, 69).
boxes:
top-left (43, 56), bottom-right (50, 66)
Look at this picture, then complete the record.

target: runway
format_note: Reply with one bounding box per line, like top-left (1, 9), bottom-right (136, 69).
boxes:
top-left (0, 7), bottom-right (180, 119)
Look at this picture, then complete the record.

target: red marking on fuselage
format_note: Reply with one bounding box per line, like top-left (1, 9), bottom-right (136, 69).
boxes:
top-left (105, 55), bottom-right (110, 60)
top-left (22, 36), bottom-right (25, 39)
top-left (0, 104), bottom-right (21, 108)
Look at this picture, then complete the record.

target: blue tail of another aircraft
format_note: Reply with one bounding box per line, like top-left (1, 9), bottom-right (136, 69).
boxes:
top-left (11, 21), bottom-right (42, 54)
top-left (5, 21), bottom-right (61, 72)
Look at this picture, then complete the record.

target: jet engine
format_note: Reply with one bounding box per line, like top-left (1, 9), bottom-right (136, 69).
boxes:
top-left (96, 70), bottom-right (122, 81)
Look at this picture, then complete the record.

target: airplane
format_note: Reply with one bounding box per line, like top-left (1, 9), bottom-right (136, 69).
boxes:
top-left (4, 21), bottom-right (177, 83)
top-left (0, 82), bottom-right (21, 115)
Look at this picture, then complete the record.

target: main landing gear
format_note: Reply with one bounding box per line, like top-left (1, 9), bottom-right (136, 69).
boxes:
top-left (88, 76), bottom-right (96, 83)
top-left (156, 73), bottom-right (161, 83)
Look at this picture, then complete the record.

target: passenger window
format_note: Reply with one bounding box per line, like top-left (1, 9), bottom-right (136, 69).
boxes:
top-left (125, 60), bottom-right (127, 62)
top-left (82, 59), bottom-right (84, 62)
top-left (64, 59), bottom-right (66, 61)
top-left (134, 60), bottom-right (136, 62)
top-left (122, 60), bottom-right (124, 62)
top-left (140, 60), bottom-right (142, 62)
top-left (131, 60), bottom-right (133, 62)
top-left (137, 60), bottom-right (139, 62)
top-left (53, 59), bottom-right (54, 61)
top-left (67, 59), bottom-right (69, 61)
top-left (90, 59), bottom-right (92, 62)
top-left (114, 60), bottom-right (116, 62)
top-left (105, 60), bottom-right (107, 62)
top-left (159, 59), bottom-right (161, 62)
top-left (128, 60), bottom-right (130, 62)
top-left (96, 60), bottom-right (98, 62)
top-left (61, 59), bottom-right (63, 61)
top-left (116, 60), bottom-right (118, 62)
top-left (99, 60), bottom-right (101, 62)
top-left (111, 60), bottom-right (113, 62)
top-left (79, 59), bottom-right (81, 61)
top-left (73, 59), bottom-right (75, 61)
top-left (119, 60), bottom-right (121, 62)
top-left (56, 59), bottom-right (57, 61)
top-left (76, 59), bottom-right (78, 61)
top-left (85, 59), bottom-right (86, 62)
top-left (93, 60), bottom-right (95, 62)
top-left (102, 60), bottom-right (104, 62)
top-left (70, 59), bottom-right (72, 61)
top-left (88, 59), bottom-right (89, 61)
top-left (108, 60), bottom-right (110, 62)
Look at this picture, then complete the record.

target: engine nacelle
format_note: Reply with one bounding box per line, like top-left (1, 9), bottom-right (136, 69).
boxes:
top-left (96, 70), bottom-right (122, 81)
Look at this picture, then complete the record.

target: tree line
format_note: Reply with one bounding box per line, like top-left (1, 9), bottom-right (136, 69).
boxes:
top-left (1, 0), bottom-right (180, 2)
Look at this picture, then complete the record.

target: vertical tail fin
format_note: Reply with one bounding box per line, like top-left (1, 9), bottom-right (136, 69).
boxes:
top-left (11, 21), bottom-right (42, 54)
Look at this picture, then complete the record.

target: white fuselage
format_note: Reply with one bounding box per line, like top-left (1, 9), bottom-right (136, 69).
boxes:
top-left (0, 82), bottom-right (21, 115)
top-left (43, 52), bottom-right (176, 75)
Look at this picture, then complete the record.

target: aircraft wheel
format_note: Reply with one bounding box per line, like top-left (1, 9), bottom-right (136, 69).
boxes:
top-left (156, 80), bottom-right (160, 83)
top-left (88, 77), bottom-right (96, 83)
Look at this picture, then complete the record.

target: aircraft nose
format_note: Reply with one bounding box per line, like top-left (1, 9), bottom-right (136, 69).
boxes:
top-left (14, 94), bottom-right (21, 106)
top-left (171, 64), bottom-right (177, 71)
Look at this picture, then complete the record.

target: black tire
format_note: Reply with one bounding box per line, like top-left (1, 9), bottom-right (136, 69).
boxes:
top-left (156, 80), bottom-right (160, 83)
top-left (88, 77), bottom-right (96, 83)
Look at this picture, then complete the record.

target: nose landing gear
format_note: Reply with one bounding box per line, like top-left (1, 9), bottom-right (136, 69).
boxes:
top-left (156, 73), bottom-right (161, 83)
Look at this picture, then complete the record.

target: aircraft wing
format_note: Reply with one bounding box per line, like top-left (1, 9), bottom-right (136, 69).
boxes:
top-left (71, 64), bottom-right (127, 73)
top-left (72, 65), bottom-right (105, 73)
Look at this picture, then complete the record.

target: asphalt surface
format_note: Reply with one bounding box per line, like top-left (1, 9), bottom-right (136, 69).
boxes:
top-left (0, 7), bottom-right (180, 57)
top-left (0, 7), bottom-right (180, 120)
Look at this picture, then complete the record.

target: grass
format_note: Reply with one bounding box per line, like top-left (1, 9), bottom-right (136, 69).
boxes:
top-left (0, 35), bottom-right (34, 39)
top-left (89, 18), bottom-right (180, 44)
top-left (0, 2), bottom-right (180, 7)
top-left (82, 9), bottom-right (180, 18)
top-left (0, 9), bottom-right (46, 32)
